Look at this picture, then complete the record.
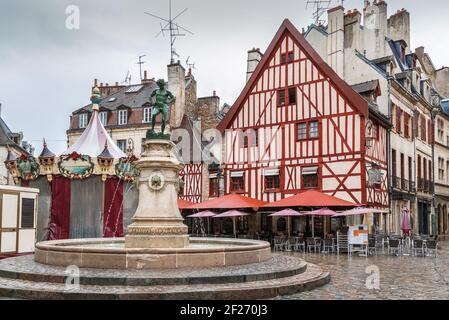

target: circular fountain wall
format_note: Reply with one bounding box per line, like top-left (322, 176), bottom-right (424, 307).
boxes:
top-left (35, 237), bottom-right (272, 269)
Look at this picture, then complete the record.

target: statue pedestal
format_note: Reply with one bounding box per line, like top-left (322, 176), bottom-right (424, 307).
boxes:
top-left (125, 139), bottom-right (189, 249)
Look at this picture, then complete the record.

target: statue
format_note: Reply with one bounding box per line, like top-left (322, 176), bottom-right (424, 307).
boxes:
top-left (147, 79), bottom-right (175, 139)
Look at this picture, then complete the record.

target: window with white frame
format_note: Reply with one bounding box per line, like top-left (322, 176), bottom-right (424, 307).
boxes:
top-left (117, 140), bottom-right (127, 153)
top-left (118, 110), bottom-right (128, 125)
top-left (79, 113), bottom-right (88, 128)
top-left (143, 107), bottom-right (152, 123)
top-left (99, 111), bottom-right (108, 126)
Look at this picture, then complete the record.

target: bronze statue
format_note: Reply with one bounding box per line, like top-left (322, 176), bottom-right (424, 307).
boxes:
top-left (147, 79), bottom-right (175, 139)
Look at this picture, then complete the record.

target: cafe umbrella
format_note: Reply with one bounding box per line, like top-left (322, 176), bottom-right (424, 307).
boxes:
top-left (269, 209), bottom-right (303, 237)
top-left (213, 210), bottom-right (250, 238)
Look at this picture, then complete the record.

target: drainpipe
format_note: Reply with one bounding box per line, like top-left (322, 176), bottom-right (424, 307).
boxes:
top-left (386, 75), bottom-right (393, 234)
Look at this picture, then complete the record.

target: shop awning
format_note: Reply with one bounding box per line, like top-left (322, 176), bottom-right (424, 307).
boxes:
top-left (262, 190), bottom-right (358, 208)
top-left (189, 194), bottom-right (268, 211)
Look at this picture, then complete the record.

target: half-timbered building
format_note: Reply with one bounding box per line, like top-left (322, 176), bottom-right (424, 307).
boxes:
top-left (218, 19), bottom-right (389, 232)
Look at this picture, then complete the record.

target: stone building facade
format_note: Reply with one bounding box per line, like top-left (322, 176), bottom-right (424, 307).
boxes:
top-left (304, 1), bottom-right (448, 235)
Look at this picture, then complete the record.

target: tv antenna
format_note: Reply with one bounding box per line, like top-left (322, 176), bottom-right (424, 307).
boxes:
top-left (136, 55), bottom-right (146, 81)
top-left (144, 0), bottom-right (194, 64)
top-left (122, 71), bottom-right (132, 85)
top-left (306, 0), bottom-right (332, 25)
top-left (186, 56), bottom-right (196, 73)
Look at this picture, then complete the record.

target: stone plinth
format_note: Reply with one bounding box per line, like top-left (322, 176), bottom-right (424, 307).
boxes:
top-left (125, 139), bottom-right (189, 249)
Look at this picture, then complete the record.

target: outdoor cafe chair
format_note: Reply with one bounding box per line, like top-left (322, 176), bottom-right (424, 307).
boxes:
top-left (388, 239), bottom-right (402, 256)
top-left (412, 239), bottom-right (425, 257)
top-left (307, 238), bottom-right (321, 253)
top-left (425, 240), bottom-right (438, 258)
top-left (292, 238), bottom-right (306, 252)
top-left (321, 238), bottom-right (334, 254)
top-left (368, 237), bottom-right (377, 256)
top-left (273, 237), bottom-right (285, 252)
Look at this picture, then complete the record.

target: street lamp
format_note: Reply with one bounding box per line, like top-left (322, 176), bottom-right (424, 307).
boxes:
top-left (430, 94), bottom-right (441, 236)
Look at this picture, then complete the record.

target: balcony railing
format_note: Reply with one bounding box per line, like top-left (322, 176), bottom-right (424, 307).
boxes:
top-left (393, 177), bottom-right (416, 193)
top-left (417, 178), bottom-right (432, 194)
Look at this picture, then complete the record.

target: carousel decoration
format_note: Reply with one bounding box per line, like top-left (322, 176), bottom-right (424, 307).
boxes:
top-left (17, 154), bottom-right (40, 181)
top-left (58, 152), bottom-right (95, 180)
top-left (97, 142), bottom-right (115, 181)
top-left (4, 147), bottom-right (20, 184)
top-left (5, 86), bottom-right (139, 184)
top-left (38, 139), bottom-right (56, 182)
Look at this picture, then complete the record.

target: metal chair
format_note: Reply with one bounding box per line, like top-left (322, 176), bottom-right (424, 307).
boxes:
top-left (292, 238), bottom-right (306, 252)
top-left (368, 237), bottom-right (377, 255)
top-left (388, 239), bottom-right (402, 256)
top-left (273, 237), bottom-right (284, 252)
top-left (425, 240), bottom-right (438, 257)
top-left (322, 238), bottom-right (334, 254)
top-left (306, 237), bottom-right (320, 253)
top-left (412, 239), bottom-right (425, 257)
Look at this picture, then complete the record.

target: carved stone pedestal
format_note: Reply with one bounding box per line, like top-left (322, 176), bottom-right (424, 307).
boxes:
top-left (125, 139), bottom-right (189, 249)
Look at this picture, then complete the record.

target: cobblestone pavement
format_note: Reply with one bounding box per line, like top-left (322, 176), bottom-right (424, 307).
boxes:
top-left (277, 241), bottom-right (449, 300)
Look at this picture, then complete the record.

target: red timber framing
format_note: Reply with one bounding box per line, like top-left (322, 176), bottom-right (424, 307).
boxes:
top-left (179, 163), bottom-right (203, 203)
top-left (218, 19), bottom-right (387, 206)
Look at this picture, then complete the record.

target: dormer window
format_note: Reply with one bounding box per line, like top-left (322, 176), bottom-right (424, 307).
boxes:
top-left (118, 109), bottom-right (128, 125)
top-left (79, 113), bottom-right (88, 129)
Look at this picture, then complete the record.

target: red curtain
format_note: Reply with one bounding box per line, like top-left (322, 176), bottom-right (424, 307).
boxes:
top-left (48, 176), bottom-right (71, 240)
top-left (103, 178), bottom-right (124, 238)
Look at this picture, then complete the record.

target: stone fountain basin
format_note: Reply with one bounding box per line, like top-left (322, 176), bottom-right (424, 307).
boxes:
top-left (35, 237), bottom-right (271, 270)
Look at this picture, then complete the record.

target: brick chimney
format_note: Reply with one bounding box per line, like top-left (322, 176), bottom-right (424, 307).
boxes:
top-left (141, 70), bottom-right (153, 84)
top-left (246, 48), bottom-right (263, 82)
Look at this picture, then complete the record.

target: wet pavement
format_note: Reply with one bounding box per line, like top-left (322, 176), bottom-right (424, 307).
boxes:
top-left (277, 241), bottom-right (449, 300)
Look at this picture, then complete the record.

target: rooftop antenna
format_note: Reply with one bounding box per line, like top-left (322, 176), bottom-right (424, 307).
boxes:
top-left (186, 56), bottom-right (196, 74)
top-left (136, 55), bottom-right (146, 81)
top-left (122, 71), bottom-right (132, 85)
top-left (144, 0), bottom-right (194, 64)
top-left (306, 0), bottom-right (332, 25)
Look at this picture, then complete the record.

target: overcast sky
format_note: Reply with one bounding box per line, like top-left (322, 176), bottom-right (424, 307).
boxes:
top-left (1, 0), bottom-right (448, 154)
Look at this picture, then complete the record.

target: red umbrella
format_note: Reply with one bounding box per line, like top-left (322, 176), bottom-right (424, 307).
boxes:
top-left (190, 194), bottom-right (268, 211)
top-left (178, 199), bottom-right (194, 210)
top-left (262, 190), bottom-right (358, 208)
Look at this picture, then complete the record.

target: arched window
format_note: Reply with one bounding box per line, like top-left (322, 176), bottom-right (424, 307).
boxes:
top-left (277, 218), bottom-right (287, 232)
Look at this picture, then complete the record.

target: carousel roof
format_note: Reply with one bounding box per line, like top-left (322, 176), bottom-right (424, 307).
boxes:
top-left (62, 87), bottom-right (127, 159)
top-left (39, 140), bottom-right (55, 158)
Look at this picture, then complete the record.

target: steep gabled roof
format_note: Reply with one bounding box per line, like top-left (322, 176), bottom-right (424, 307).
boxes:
top-left (218, 19), bottom-right (368, 132)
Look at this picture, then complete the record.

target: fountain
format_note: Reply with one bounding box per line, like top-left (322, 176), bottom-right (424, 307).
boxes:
top-left (0, 83), bottom-right (330, 299)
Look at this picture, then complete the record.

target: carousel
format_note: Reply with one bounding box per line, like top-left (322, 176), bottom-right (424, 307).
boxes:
top-left (4, 87), bottom-right (140, 242)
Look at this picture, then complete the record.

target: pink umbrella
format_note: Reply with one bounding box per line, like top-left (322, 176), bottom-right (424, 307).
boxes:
top-left (301, 208), bottom-right (337, 238)
top-left (187, 211), bottom-right (217, 218)
top-left (269, 209), bottom-right (303, 217)
top-left (401, 208), bottom-right (412, 236)
top-left (213, 210), bottom-right (249, 237)
top-left (269, 209), bottom-right (303, 237)
top-left (333, 207), bottom-right (388, 218)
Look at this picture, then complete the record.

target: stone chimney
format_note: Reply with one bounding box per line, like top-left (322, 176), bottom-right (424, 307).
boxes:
top-left (198, 93), bottom-right (220, 133)
top-left (141, 70), bottom-right (153, 85)
top-left (388, 8), bottom-right (411, 52)
top-left (363, 0), bottom-right (388, 59)
top-left (168, 61), bottom-right (186, 128)
top-left (327, 6), bottom-right (345, 78)
top-left (344, 8), bottom-right (362, 51)
top-left (246, 48), bottom-right (263, 82)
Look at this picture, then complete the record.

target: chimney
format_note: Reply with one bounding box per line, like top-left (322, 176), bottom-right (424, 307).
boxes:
top-left (94, 78), bottom-right (98, 87)
top-left (388, 8), bottom-right (411, 52)
top-left (141, 70), bottom-right (152, 84)
top-left (344, 8), bottom-right (362, 51)
top-left (168, 62), bottom-right (186, 128)
top-left (246, 48), bottom-right (263, 82)
top-left (327, 6), bottom-right (345, 78)
top-left (363, 0), bottom-right (388, 59)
